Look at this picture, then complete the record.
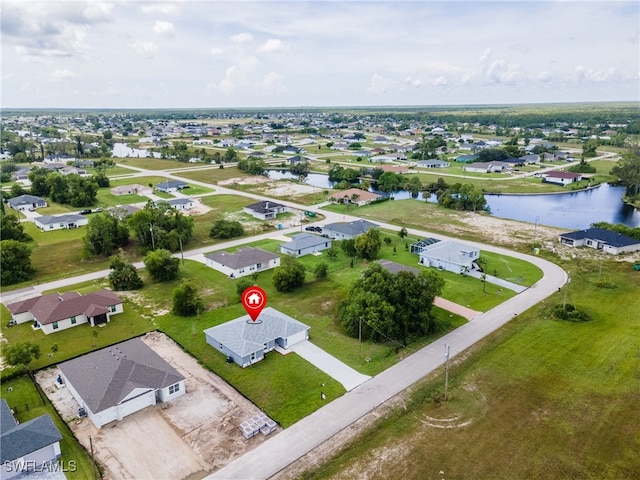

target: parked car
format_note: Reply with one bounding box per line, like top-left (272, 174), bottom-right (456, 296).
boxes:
top-left (79, 209), bottom-right (92, 215)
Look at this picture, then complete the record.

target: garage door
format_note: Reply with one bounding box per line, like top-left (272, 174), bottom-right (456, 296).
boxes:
top-left (286, 329), bottom-right (308, 347)
top-left (117, 390), bottom-right (155, 419)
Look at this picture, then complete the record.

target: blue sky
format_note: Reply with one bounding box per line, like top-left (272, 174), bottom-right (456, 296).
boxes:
top-left (1, 0), bottom-right (638, 109)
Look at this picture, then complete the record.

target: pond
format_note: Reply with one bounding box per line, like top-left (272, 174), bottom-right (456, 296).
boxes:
top-left (267, 169), bottom-right (640, 229)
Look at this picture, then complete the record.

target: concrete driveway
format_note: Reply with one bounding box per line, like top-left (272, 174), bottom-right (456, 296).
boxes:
top-left (289, 341), bottom-right (371, 392)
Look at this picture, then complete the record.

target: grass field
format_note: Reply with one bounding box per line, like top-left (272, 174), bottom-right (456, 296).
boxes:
top-left (0, 377), bottom-right (97, 480)
top-left (300, 260), bottom-right (640, 479)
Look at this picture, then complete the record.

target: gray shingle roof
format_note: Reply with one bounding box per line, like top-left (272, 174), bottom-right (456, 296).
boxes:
top-left (0, 399), bottom-right (62, 463)
top-left (157, 180), bottom-right (187, 189)
top-left (7, 194), bottom-right (46, 207)
top-left (35, 214), bottom-right (85, 226)
top-left (245, 200), bottom-right (284, 215)
top-left (323, 219), bottom-right (378, 237)
top-left (58, 338), bottom-right (184, 414)
top-left (559, 227), bottom-right (640, 248)
top-left (281, 233), bottom-right (330, 252)
top-left (205, 247), bottom-right (279, 269)
top-left (203, 307), bottom-right (309, 357)
top-left (376, 259), bottom-right (420, 275)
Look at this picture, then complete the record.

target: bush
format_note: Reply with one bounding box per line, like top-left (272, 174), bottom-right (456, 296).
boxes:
top-left (553, 304), bottom-right (591, 322)
top-left (210, 219), bottom-right (245, 239)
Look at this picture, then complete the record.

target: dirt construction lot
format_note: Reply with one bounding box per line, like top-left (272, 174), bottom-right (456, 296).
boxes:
top-left (37, 332), bottom-right (274, 480)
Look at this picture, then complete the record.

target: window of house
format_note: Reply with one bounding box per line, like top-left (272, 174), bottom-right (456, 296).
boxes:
top-left (59, 223), bottom-right (64, 227)
top-left (256, 263), bottom-right (262, 269)
top-left (71, 316), bottom-right (77, 325)
top-left (52, 322), bottom-right (59, 330)
top-left (48, 225), bottom-right (54, 229)
top-left (110, 305), bottom-right (117, 313)
top-left (169, 383), bottom-right (180, 394)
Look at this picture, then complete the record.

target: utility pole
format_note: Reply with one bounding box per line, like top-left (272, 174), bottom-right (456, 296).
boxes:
top-left (89, 436), bottom-right (98, 480)
top-left (358, 317), bottom-right (362, 358)
top-left (533, 216), bottom-right (539, 249)
top-left (563, 275), bottom-right (571, 310)
top-left (444, 344), bottom-right (450, 402)
top-left (179, 236), bottom-right (184, 264)
top-left (149, 223), bottom-right (155, 250)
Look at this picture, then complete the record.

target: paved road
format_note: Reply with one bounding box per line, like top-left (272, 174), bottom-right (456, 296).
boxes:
top-left (209, 252), bottom-right (565, 480)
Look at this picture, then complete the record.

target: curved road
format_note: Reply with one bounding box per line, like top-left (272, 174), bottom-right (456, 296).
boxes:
top-left (1, 163), bottom-right (567, 480)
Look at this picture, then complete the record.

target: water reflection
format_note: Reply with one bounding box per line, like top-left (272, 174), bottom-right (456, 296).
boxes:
top-left (112, 143), bottom-right (161, 158)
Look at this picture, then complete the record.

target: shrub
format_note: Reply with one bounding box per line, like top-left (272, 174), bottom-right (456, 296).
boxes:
top-left (553, 304), bottom-right (591, 322)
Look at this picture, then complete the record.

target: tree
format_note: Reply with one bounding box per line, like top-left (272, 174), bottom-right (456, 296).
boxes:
top-left (144, 249), bottom-right (180, 282)
top-left (398, 227), bottom-right (408, 239)
top-left (2, 342), bottom-right (40, 371)
top-left (383, 236), bottom-right (392, 246)
top-left (339, 263), bottom-right (444, 345)
top-left (0, 213), bottom-right (31, 242)
top-left (1, 240), bottom-right (34, 285)
top-left (272, 255), bottom-right (306, 292)
top-left (582, 138), bottom-right (599, 158)
top-left (128, 201), bottom-right (194, 253)
top-left (84, 212), bottom-right (130, 257)
top-left (236, 278), bottom-right (254, 300)
top-left (377, 172), bottom-right (402, 193)
top-left (477, 148), bottom-right (508, 162)
top-left (341, 238), bottom-right (357, 257)
top-left (611, 152), bottom-right (640, 199)
top-left (326, 246), bottom-right (339, 260)
top-left (28, 167), bottom-right (51, 196)
top-left (209, 219), bottom-right (244, 239)
top-left (314, 261), bottom-right (328, 280)
top-left (93, 170), bottom-right (110, 187)
top-left (354, 228), bottom-right (381, 260)
top-left (172, 280), bottom-right (205, 316)
top-left (109, 255), bottom-right (143, 290)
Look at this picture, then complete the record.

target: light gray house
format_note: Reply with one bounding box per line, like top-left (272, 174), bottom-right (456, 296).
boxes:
top-left (155, 198), bottom-right (195, 211)
top-left (203, 307), bottom-right (310, 367)
top-left (58, 338), bottom-right (186, 428)
top-left (7, 194), bottom-right (47, 212)
top-left (322, 219), bottom-right (378, 240)
top-left (558, 227), bottom-right (640, 255)
top-left (204, 246), bottom-right (280, 278)
top-left (156, 180), bottom-right (188, 193)
top-left (416, 159), bottom-right (450, 168)
top-left (34, 214), bottom-right (88, 231)
top-left (280, 233), bottom-right (332, 257)
top-left (1, 400), bottom-right (63, 480)
top-left (416, 239), bottom-right (480, 274)
top-left (243, 200), bottom-right (286, 220)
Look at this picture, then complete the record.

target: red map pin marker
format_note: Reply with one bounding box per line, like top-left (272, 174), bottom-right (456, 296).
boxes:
top-left (241, 286), bottom-right (267, 322)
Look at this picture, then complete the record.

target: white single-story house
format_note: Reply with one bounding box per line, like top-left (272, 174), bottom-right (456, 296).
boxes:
top-left (156, 180), bottom-right (188, 193)
top-left (6, 289), bottom-right (124, 335)
top-left (7, 194), bottom-right (47, 212)
top-left (416, 159), bottom-right (450, 168)
top-left (280, 233), bottom-right (332, 257)
top-left (155, 198), bottom-right (195, 211)
top-left (328, 188), bottom-right (382, 206)
top-left (110, 184), bottom-right (153, 196)
top-left (34, 214), bottom-right (88, 231)
top-left (1, 400), bottom-right (63, 480)
top-left (203, 307), bottom-right (310, 367)
top-left (204, 246), bottom-right (280, 278)
top-left (464, 162), bottom-right (509, 173)
top-left (322, 219), bottom-right (379, 240)
top-left (542, 171), bottom-right (582, 185)
top-left (558, 228), bottom-right (640, 255)
top-left (243, 200), bottom-right (286, 220)
top-left (58, 338), bottom-right (186, 428)
top-left (417, 240), bottom-right (481, 274)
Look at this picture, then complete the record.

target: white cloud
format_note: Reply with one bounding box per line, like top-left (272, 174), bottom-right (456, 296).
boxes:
top-left (208, 56), bottom-right (261, 95)
top-left (574, 65), bottom-right (616, 83)
top-left (367, 74), bottom-right (396, 94)
top-left (153, 21), bottom-right (175, 37)
top-left (231, 32), bottom-right (253, 44)
top-left (83, 2), bottom-right (113, 23)
top-left (538, 71), bottom-right (552, 82)
top-left (262, 71), bottom-right (285, 94)
top-left (258, 39), bottom-right (287, 53)
top-left (50, 69), bottom-right (75, 81)
top-left (433, 76), bottom-right (448, 86)
top-left (210, 47), bottom-right (224, 56)
top-left (131, 40), bottom-right (158, 59)
top-left (139, 4), bottom-right (179, 15)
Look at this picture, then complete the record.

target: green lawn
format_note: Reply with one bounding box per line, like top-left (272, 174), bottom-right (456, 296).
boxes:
top-left (115, 158), bottom-right (201, 170)
top-left (300, 260), bottom-right (640, 479)
top-left (166, 166), bottom-right (246, 184)
top-left (95, 190), bottom-right (148, 207)
top-left (0, 377), bottom-right (97, 480)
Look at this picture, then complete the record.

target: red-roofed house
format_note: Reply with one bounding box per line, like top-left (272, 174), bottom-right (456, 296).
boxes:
top-left (541, 171), bottom-right (583, 185)
top-left (6, 290), bottom-right (123, 335)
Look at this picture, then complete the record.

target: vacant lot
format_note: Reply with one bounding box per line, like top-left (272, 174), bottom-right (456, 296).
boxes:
top-left (37, 332), bottom-right (272, 480)
top-left (298, 260), bottom-right (640, 480)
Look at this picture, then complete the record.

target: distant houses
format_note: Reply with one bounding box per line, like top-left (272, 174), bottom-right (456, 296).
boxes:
top-left (110, 184), bottom-right (153, 196)
top-left (541, 171), bottom-right (582, 185)
top-left (328, 188), bottom-right (381, 206)
top-left (156, 180), bottom-right (188, 193)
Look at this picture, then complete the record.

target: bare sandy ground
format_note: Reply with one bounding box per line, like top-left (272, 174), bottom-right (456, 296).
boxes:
top-left (218, 176), bottom-right (316, 197)
top-left (36, 332), bottom-right (275, 480)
